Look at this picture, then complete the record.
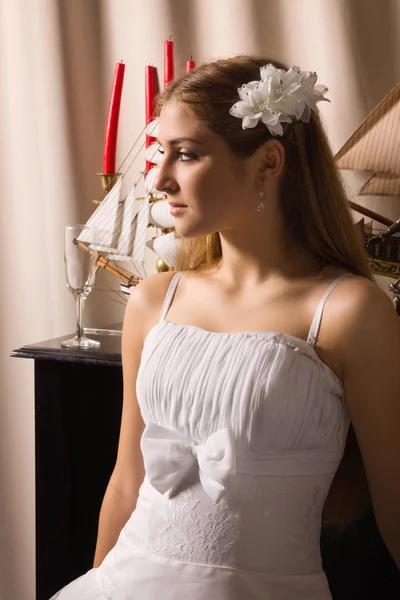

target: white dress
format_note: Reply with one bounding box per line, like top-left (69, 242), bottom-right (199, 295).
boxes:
top-left (51, 271), bottom-right (353, 600)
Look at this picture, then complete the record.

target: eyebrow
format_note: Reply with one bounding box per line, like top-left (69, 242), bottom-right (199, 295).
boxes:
top-left (157, 137), bottom-right (204, 146)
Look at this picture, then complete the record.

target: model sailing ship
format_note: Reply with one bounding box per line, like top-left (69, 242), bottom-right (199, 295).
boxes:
top-left (79, 119), bottom-right (180, 291)
top-left (79, 47), bottom-right (400, 313)
top-left (335, 81), bottom-right (400, 312)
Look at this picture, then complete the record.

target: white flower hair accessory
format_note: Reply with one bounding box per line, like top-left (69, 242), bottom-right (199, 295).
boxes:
top-left (229, 64), bottom-right (330, 136)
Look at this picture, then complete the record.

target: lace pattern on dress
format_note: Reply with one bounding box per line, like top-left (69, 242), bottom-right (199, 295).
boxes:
top-left (125, 469), bottom-right (334, 575)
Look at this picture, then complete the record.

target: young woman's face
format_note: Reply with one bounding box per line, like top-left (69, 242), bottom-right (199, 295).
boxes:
top-left (155, 101), bottom-right (259, 238)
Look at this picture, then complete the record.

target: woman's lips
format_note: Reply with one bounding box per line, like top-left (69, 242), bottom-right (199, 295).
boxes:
top-left (168, 201), bottom-right (188, 216)
top-left (169, 205), bottom-right (187, 216)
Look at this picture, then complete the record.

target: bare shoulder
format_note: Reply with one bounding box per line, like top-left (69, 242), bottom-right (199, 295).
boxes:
top-left (123, 271), bottom-right (178, 343)
top-left (329, 276), bottom-right (400, 558)
top-left (320, 273), bottom-right (400, 371)
top-left (312, 272), bottom-right (399, 378)
top-left (127, 270), bottom-right (177, 311)
top-left (325, 275), bottom-right (399, 342)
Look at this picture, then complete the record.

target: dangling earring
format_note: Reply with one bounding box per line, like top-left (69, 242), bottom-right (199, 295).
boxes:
top-left (257, 189), bottom-right (265, 214)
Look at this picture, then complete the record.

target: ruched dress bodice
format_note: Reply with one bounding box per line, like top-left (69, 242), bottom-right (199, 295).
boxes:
top-left (51, 271), bottom-right (352, 600)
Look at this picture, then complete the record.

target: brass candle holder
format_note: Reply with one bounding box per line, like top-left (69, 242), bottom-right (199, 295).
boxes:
top-left (98, 172), bottom-right (121, 192)
top-left (92, 172), bottom-right (122, 204)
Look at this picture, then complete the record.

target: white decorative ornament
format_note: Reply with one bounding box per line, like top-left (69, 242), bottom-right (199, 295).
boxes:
top-left (229, 64), bottom-right (330, 135)
top-left (144, 142), bottom-right (164, 165)
top-left (144, 118), bottom-right (160, 138)
top-left (144, 166), bottom-right (160, 194)
top-left (149, 199), bottom-right (175, 228)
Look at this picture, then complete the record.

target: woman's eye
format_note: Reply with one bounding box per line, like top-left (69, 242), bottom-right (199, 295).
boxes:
top-left (178, 151), bottom-right (197, 162)
top-left (157, 148), bottom-right (197, 162)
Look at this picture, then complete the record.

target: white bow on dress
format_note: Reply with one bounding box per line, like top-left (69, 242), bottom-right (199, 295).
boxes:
top-left (140, 422), bottom-right (236, 503)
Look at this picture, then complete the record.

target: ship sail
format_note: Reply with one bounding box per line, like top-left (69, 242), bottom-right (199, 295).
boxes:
top-left (335, 82), bottom-right (400, 178)
top-left (358, 172), bottom-right (400, 197)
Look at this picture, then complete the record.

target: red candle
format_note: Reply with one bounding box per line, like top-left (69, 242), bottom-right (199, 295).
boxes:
top-left (102, 62), bottom-right (125, 174)
top-left (164, 40), bottom-right (174, 88)
top-left (145, 65), bottom-right (157, 173)
top-left (186, 59), bottom-right (196, 72)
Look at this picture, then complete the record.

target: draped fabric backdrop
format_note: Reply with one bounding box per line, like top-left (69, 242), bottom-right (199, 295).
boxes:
top-left (1, 1), bottom-right (400, 598)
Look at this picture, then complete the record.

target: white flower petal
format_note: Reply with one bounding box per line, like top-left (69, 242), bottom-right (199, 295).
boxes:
top-left (261, 110), bottom-right (280, 126)
top-left (293, 99), bottom-right (306, 120)
top-left (260, 64), bottom-right (276, 81)
top-left (300, 104), bottom-right (311, 122)
top-left (282, 68), bottom-right (302, 90)
top-left (265, 120), bottom-right (284, 136)
top-left (242, 115), bottom-right (260, 129)
top-left (299, 71), bottom-right (318, 92)
top-left (238, 87), bottom-right (248, 102)
top-left (238, 81), bottom-right (259, 101)
top-left (260, 64), bottom-right (282, 88)
top-left (251, 80), bottom-right (270, 106)
top-left (307, 91), bottom-right (330, 109)
top-left (283, 82), bottom-right (301, 97)
top-left (314, 84), bottom-right (328, 95)
top-left (304, 86), bottom-right (330, 112)
top-left (270, 71), bottom-right (281, 91)
top-left (275, 95), bottom-right (298, 115)
top-left (247, 90), bottom-right (258, 110)
top-left (230, 100), bottom-right (256, 117)
top-left (277, 68), bottom-right (286, 81)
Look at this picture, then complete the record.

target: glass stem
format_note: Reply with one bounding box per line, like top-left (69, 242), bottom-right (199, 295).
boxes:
top-left (75, 294), bottom-right (85, 339)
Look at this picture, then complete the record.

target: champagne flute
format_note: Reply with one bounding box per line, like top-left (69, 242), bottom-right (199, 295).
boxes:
top-left (61, 225), bottom-right (100, 350)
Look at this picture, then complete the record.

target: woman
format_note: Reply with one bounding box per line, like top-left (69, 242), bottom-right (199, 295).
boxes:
top-left (51, 55), bottom-right (400, 599)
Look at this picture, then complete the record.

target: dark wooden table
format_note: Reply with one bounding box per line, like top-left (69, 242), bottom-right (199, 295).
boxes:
top-left (11, 331), bottom-right (123, 600)
top-left (11, 332), bottom-right (400, 600)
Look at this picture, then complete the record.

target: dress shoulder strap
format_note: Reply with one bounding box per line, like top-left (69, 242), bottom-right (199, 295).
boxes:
top-left (307, 272), bottom-right (355, 347)
top-left (159, 271), bottom-right (184, 323)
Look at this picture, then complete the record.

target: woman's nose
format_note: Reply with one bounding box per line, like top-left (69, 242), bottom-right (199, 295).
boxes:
top-left (153, 164), bottom-right (178, 196)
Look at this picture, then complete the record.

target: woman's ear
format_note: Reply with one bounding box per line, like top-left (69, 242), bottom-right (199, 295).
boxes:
top-left (257, 139), bottom-right (285, 185)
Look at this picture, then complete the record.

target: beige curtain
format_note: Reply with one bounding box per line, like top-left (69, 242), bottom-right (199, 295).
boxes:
top-left (1, 1), bottom-right (399, 598)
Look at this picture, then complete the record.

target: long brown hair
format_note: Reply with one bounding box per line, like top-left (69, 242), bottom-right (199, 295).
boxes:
top-left (156, 55), bottom-right (372, 527)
